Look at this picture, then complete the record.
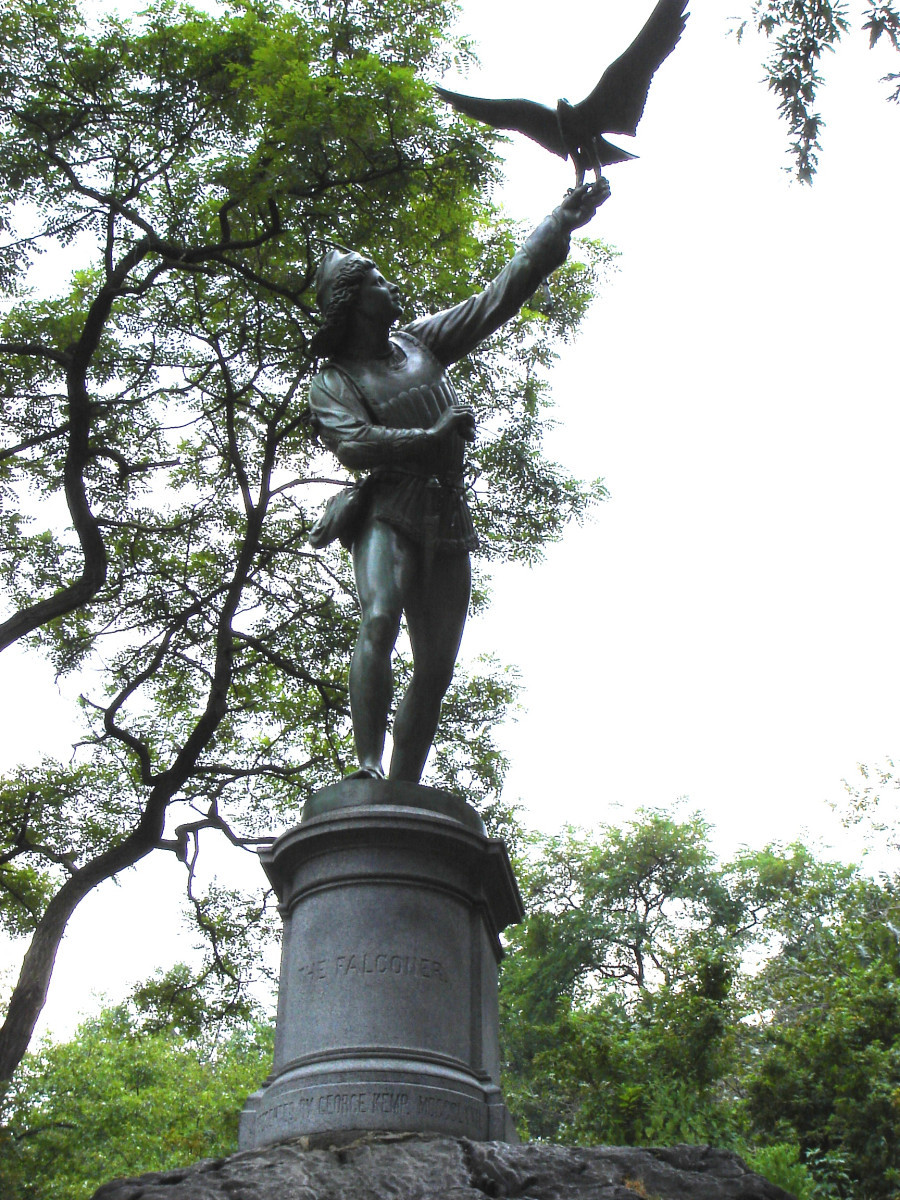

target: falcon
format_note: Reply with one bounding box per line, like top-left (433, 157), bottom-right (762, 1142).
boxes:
top-left (434, 0), bottom-right (689, 186)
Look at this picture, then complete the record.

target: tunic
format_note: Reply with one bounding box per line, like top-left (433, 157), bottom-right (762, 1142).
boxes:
top-left (309, 211), bottom-right (573, 555)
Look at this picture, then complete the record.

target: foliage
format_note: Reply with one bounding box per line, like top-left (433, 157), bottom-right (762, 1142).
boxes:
top-left (739, 856), bottom-right (900, 1198)
top-left (0, 0), bottom-right (611, 1084)
top-left (0, 967), bottom-right (273, 1200)
top-left (736, 1), bottom-right (900, 180)
top-left (841, 757), bottom-right (900, 853)
top-left (499, 812), bottom-right (900, 1198)
top-left (500, 811), bottom-right (745, 1145)
top-left (744, 1143), bottom-right (817, 1200)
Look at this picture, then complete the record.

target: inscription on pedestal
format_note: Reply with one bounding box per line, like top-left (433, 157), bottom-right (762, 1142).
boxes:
top-left (416, 1094), bottom-right (482, 1129)
top-left (253, 1086), bottom-right (484, 1138)
top-left (253, 1089), bottom-right (411, 1134)
top-left (298, 951), bottom-right (449, 983)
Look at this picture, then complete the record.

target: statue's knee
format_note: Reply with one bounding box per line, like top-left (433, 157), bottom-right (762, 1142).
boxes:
top-left (419, 661), bottom-right (455, 699)
top-left (361, 610), bottom-right (400, 654)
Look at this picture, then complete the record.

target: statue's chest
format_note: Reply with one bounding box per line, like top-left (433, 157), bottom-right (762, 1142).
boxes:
top-left (344, 338), bottom-right (458, 430)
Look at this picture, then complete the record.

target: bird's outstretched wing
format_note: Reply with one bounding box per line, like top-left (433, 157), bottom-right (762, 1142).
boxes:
top-left (577, 0), bottom-right (689, 138)
top-left (433, 85), bottom-right (567, 158)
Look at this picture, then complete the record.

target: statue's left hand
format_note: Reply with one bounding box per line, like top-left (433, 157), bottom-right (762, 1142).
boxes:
top-left (557, 179), bottom-right (611, 231)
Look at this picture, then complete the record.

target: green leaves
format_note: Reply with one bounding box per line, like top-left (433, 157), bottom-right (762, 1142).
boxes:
top-left (0, 760), bottom-right (141, 936)
top-left (500, 811), bottom-right (744, 1144)
top-left (742, 1), bottom-right (900, 181)
top-left (740, 863), bottom-right (900, 1197)
top-left (500, 812), bottom-right (900, 1195)
top-left (864, 0), bottom-right (900, 50)
top-left (0, 994), bottom-right (274, 1200)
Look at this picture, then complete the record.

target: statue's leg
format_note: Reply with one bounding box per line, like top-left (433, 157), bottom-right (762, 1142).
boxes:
top-left (389, 550), bottom-right (471, 783)
top-left (349, 521), bottom-right (416, 778)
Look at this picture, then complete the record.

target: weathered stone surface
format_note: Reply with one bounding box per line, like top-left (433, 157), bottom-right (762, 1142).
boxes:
top-left (89, 1132), bottom-right (796, 1200)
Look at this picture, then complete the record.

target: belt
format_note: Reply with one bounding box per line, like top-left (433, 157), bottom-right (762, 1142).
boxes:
top-left (371, 466), bottom-right (466, 491)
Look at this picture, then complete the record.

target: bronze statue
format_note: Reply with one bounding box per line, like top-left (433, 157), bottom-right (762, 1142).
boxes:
top-left (434, 0), bottom-right (688, 187)
top-left (309, 181), bottom-right (610, 783)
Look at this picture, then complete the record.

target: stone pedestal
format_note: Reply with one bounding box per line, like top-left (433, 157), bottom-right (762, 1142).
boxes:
top-left (239, 779), bottom-right (524, 1149)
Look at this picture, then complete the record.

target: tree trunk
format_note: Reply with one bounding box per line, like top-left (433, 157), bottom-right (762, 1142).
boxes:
top-left (0, 829), bottom-right (158, 1085)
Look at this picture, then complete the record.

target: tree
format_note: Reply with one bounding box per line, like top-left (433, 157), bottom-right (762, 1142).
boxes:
top-left (499, 813), bottom-right (900, 1197)
top-left (738, 1), bottom-right (900, 180)
top-left (734, 844), bottom-right (900, 1198)
top-left (0, 965), bottom-right (273, 1200)
top-left (0, 0), bottom-right (610, 1085)
top-left (499, 811), bottom-right (746, 1144)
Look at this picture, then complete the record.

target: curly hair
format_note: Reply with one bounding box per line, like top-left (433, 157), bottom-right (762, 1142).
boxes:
top-left (309, 255), bottom-right (375, 359)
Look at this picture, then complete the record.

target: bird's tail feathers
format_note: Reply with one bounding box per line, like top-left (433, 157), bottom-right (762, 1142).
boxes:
top-left (598, 138), bottom-right (639, 166)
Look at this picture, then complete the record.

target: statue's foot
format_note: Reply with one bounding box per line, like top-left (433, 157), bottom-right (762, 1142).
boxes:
top-left (344, 764), bottom-right (386, 781)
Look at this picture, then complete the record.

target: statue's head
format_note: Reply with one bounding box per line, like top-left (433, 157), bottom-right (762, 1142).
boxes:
top-left (315, 247), bottom-right (370, 313)
top-left (310, 247), bottom-right (375, 358)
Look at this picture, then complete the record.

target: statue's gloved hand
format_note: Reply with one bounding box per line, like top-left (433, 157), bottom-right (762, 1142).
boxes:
top-left (556, 179), bottom-right (611, 231)
top-left (430, 404), bottom-right (476, 443)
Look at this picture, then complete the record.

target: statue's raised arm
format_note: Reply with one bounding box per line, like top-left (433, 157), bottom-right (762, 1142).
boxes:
top-left (308, 180), bottom-right (609, 784)
top-left (405, 181), bottom-right (610, 366)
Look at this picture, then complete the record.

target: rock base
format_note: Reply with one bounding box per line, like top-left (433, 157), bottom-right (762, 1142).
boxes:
top-left (90, 1132), bottom-right (797, 1199)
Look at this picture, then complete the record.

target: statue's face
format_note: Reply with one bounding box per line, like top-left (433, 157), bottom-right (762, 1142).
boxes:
top-left (354, 265), bottom-right (402, 326)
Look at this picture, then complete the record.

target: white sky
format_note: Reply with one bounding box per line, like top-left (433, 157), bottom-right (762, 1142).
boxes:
top-left (2, 0), bottom-right (899, 1035)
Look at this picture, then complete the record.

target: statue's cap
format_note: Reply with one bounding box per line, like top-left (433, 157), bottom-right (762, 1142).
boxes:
top-left (315, 246), bottom-right (369, 314)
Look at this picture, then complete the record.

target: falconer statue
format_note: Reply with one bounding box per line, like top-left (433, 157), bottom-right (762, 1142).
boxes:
top-left (308, 180), bottom-right (609, 783)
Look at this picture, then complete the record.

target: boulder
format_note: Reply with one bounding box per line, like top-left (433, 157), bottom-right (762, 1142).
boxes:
top-left (90, 1132), bottom-right (796, 1199)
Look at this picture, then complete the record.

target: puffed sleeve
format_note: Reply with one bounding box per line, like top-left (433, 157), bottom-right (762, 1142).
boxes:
top-left (309, 364), bottom-right (435, 471)
top-left (403, 211), bottom-right (572, 366)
